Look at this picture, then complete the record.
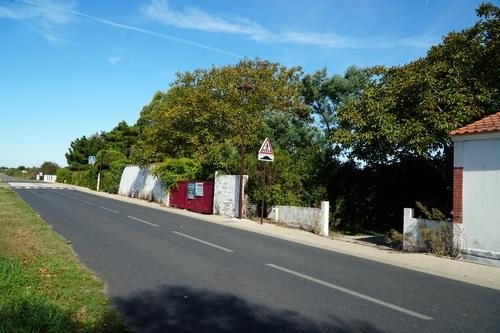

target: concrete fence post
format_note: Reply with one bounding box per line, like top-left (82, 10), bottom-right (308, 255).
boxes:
top-left (403, 208), bottom-right (415, 251)
top-left (403, 208), bottom-right (414, 225)
top-left (320, 201), bottom-right (329, 236)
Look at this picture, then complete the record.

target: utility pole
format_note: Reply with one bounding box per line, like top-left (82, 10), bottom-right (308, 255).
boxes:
top-left (237, 81), bottom-right (255, 219)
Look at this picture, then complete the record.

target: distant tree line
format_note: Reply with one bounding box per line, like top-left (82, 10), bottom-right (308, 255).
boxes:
top-left (56, 3), bottom-right (499, 233)
top-left (1, 162), bottom-right (60, 180)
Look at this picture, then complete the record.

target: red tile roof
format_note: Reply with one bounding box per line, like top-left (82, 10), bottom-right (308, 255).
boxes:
top-left (450, 112), bottom-right (500, 136)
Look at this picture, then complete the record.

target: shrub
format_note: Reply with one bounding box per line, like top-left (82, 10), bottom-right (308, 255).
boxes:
top-left (55, 168), bottom-right (72, 183)
top-left (418, 221), bottom-right (458, 257)
top-left (153, 158), bottom-right (202, 190)
top-left (69, 169), bottom-right (97, 189)
top-left (415, 201), bottom-right (459, 257)
top-left (99, 160), bottom-right (128, 194)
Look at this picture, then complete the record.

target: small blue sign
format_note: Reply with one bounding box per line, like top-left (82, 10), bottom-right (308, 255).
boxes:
top-left (187, 182), bottom-right (195, 200)
top-left (88, 156), bottom-right (96, 165)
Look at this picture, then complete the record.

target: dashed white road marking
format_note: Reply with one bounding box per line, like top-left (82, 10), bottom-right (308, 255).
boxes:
top-left (265, 263), bottom-right (433, 321)
top-left (126, 215), bottom-right (158, 227)
top-left (82, 200), bottom-right (95, 206)
top-left (100, 206), bottom-right (119, 214)
top-left (172, 231), bottom-right (234, 253)
top-left (8, 182), bottom-right (74, 190)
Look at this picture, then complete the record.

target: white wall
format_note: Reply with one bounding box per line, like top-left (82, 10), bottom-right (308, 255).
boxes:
top-left (403, 208), bottom-right (451, 251)
top-left (43, 175), bottom-right (57, 183)
top-left (213, 175), bottom-right (247, 218)
top-left (268, 206), bottom-right (321, 232)
top-left (461, 138), bottom-right (500, 258)
top-left (118, 166), bottom-right (169, 204)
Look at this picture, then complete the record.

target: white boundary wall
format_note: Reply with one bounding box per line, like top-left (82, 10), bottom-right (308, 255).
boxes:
top-left (403, 208), bottom-right (445, 251)
top-left (213, 174), bottom-right (248, 218)
top-left (43, 175), bottom-right (57, 183)
top-left (269, 202), bottom-right (329, 236)
top-left (118, 166), bottom-right (169, 204)
top-left (403, 208), bottom-right (464, 253)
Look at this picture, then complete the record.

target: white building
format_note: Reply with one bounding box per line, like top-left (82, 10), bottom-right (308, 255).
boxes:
top-left (451, 112), bottom-right (500, 265)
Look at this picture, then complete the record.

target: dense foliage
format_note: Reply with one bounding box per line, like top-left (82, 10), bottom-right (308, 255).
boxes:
top-left (57, 122), bottom-right (137, 193)
top-left (336, 3), bottom-right (500, 163)
top-left (153, 158), bottom-right (202, 191)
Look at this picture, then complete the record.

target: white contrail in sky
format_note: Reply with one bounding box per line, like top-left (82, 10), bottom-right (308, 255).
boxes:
top-left (17, 0), bottom-right (243, 58)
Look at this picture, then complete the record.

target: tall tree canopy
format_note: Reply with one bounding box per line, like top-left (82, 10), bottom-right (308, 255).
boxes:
top-left (65, 134), bottom-right (107, 170)
top-left (131, 59), bottom-right (307, 171)
top-left (335, 3), bottom-right (500, 164)
top-left (301, 65), bottom-right (369, 142)
top-left (40, 161), bottom-right (60, 175)
top-left (65, 121), bottom-right (137, 170)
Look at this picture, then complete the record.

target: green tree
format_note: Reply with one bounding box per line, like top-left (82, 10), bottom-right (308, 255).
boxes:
top-left (131, 58), bottom-right (330, 206)
top-left (65, 134), bottom-right (107, 170)
top-left (40, 161), bottom-right (60, 175)
top-left (131, 58), bottom-right (306, 170)
top-left (95, 149), bottom-right (127, 171)
top-left (301, 66), bottom-right (369, 141)
top-left (153, 158), bottom-right (202, 191)
top-left (335, 3), bottom-right (500, 164)
top-left (104, 121), bottom-right (139, 158)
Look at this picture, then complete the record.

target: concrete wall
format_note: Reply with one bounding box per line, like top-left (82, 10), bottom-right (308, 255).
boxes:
top-left (403, 208), bottom-right (452, 251)
top-left (213, 175), bottom-right (248, 218)
top-left (268, 206), bottom-right (321, 232)
top-left (453, 134), bottom-right (500, 262)
top-left (43, 175), bottom-right (57, 183)
top-left (118, 166), bottom-right (169, 204)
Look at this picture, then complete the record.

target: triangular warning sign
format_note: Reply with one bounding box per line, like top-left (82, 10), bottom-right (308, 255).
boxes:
top-left (258, 138), bottom-right (273, 154)
top-left (258, 138), bottom-right (274, 162)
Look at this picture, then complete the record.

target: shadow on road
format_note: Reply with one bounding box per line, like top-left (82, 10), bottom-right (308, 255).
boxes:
top-left (112, 285), bottom-right (382, 333)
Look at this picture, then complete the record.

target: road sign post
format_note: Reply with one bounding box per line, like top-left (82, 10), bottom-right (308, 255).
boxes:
top-left (258, 138), bottom-right (274, 224)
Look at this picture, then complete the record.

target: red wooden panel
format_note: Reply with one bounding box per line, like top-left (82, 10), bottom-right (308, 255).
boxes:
top-left (186, 182), bottom-right (214, 214)
top-left (169, 181), bottom-right (188, 209)
top-left (170, 180), bottom-right (214, 215)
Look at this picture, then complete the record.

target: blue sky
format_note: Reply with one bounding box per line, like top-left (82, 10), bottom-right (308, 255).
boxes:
top-left (0, 0), bottom-right (491, 168)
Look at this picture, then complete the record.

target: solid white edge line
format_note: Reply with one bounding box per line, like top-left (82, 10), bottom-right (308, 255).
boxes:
top-left (172, 231), bottom-right (234, 253)
top-left (100, 206), bottom-right (119, 214)
top-left (126, 215), bottom-right (159, 227)
top-left (266, 263), bottom-right (433, 321)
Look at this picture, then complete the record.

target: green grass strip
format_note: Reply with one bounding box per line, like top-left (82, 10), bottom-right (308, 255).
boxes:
top-left (0, 186), bottom-right (130, 332)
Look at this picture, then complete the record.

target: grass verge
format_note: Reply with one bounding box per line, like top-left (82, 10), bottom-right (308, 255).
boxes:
top-left (0, 186), bottom-right (130, 332)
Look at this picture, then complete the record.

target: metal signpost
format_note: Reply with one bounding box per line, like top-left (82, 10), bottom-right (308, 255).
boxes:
top-left (258, 138), bottom-right (274, 224)
top-left (88, 155), bottom-right (101, 191)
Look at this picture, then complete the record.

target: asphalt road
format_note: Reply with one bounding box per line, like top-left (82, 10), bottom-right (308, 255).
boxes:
top-left (5, 179), bottom-right (500, 332)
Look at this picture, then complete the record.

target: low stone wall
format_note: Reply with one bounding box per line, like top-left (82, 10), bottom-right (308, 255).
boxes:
top-left (118, 166), bottom-right (169, 204)
top-left (403, 208), bottom-right (499, 267)
top-left (268, 206), bottom-right (321, 231)
top-left (403, 208), bottom-right (442, 251)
